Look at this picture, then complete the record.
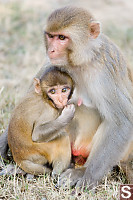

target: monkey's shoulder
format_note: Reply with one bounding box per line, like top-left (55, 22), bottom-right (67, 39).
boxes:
top-left (35, 103), bottom-right (59, 126)
top-left (10, 92), bottom-right (58, 126)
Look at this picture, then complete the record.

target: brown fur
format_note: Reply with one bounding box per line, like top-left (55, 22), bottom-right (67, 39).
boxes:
top-left (8, 67), bottom-right (73, 175)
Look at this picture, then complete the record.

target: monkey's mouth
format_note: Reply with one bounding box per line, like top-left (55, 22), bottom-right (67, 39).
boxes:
top-left (55, 104), bottom-right (65, 109)
top-left (49, 57), bottom-right (68, 66)
top-left (55, 102), bottom-right (67, 109)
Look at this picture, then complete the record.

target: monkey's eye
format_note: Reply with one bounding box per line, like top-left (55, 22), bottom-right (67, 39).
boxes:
top-left (49, 89), bottom-right (56, 94)
top-left (47, 33), bottom-right (54, 38)
top-left (62, 88), bottom-right (68, 93)
top-left (59, 35), bottom-right (66, 40)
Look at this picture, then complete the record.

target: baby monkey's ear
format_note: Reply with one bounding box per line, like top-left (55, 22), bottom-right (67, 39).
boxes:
top-left (33, 78), bottom-right (42, 94)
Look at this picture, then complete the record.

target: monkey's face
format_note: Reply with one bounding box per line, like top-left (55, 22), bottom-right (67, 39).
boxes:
top-left (45, 6), bottom-right (101, 66)
top-left (45, 32), bottom-right (70, 65)
top-left (47, 85), bottom-right (71, 109)
top-left (44, 27), bottom-right (98, 66)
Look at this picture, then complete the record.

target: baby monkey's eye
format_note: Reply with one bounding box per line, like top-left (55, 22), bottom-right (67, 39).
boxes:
top-left (49, 89), bottom-right (56, 94)
top-left (62, 88), bottom-right (68, 93)
top-left (59, 35), bottom-right (66, 40)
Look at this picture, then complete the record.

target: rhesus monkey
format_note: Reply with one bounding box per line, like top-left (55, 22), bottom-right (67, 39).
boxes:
top-left (43, 6), bottom-right (133, 187)
top-left (7, 66), bottom-right (76, 175)
top-left (0, 6), bottom-right (132, 186)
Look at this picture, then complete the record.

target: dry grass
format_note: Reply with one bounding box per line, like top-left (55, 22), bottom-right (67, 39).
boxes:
top-left (0, 0), bottom-right (133, 199)
top-left (0, 170), bottom-right (126, 199)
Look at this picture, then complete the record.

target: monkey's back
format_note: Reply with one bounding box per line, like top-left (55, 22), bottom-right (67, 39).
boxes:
top-left (8, 92), bottom-right (69, 167)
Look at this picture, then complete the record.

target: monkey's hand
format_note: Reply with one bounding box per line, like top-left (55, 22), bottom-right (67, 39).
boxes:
top-left (59, 104), bottom-right (75, 124)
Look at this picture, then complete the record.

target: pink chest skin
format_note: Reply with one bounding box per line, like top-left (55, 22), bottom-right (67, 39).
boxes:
top-left (71, 143), bottom-right (90, 157)
top-left (72, 147), bottom-right (90, 158)
top-left (71, 143), bottom-right (90, 166)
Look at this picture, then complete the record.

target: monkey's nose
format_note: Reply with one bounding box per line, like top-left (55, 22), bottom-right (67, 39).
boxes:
top-left (50, 49), bottom-right (55, 53)
top-left (48, 49), bottom-right (55, 56)
top-left (58, 96), bottom-right (63, 103)
top-left (48, 50), bottom-right (58, 59)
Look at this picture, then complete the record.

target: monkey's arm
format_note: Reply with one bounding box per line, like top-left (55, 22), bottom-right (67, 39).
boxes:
top-left (32, 104), bottom-right (75, 142)
top-left (60, 69), bottom-right (133, 188)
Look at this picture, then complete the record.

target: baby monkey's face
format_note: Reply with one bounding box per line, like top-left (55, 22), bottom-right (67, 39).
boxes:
top-left (47, 85), bottom-right (71, 109)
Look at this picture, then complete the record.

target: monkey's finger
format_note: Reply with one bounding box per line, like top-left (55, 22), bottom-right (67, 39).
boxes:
top-left (76, 178), bottom-right (85, 188)
top-left (58, 174), bottom-right (77, 188)
top-left (59, 170), bottom-right (72, 186)
top-left (67, 99), bottom-right (72, 105)
top-left (59, 168), bottom-right (72, 179)
top-left (67, 98), bottom-right (76, 105)
top-left (59, 168), bottom-right (80, 187)
top-left (71, 103), bottom-right (75, 109)
top-left (76, 178), bottom-right (97, 191)
top-left (65, 103), bottom-right (74, 108)
top-left (68, 104), bottom-right (75, 111)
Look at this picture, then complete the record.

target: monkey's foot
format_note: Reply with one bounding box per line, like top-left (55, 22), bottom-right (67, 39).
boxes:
top-left (76, 177), bottom-right (97, 190)
top-left (59, 167), bottom-right (98, 191)
top-left (59, 168), bottom-right (85, 187)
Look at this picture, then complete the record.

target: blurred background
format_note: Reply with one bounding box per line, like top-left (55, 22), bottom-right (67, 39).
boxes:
top-left (0, 0), bottom-right (133, 132)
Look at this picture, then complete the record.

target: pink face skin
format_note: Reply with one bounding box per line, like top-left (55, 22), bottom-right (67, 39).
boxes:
top-left (47, 85), bottom-right (71, 109)
top-left (45, 32), bottom-right (69, 62)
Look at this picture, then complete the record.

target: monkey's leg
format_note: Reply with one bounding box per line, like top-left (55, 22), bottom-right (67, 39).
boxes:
top-left (52, 156), bottom-right (71, 176)
top-left (60, 121), bottom-right (132, 188)
top-left (20, 160), bottom-right (52, 175)
top-left (52, 135), bottom-right (71, 176)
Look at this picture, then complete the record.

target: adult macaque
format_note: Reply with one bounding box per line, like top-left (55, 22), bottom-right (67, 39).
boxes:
top-left (7, 66), bottom-right (76, 175)
top-left (44, 6), bottom-right (133, 187)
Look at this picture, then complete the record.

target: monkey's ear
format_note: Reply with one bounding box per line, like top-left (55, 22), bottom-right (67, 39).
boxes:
top-left (90, 22), bottom-right (100, 39)
top-left (34, 78), bottom-right (42, 94)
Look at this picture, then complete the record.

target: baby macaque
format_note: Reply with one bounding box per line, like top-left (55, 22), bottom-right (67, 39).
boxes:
top-left (7, 66), bottom-right (75, 175)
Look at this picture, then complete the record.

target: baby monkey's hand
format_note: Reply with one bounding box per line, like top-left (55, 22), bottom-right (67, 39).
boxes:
top-left (60, 104), bottom-right (75, 124)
